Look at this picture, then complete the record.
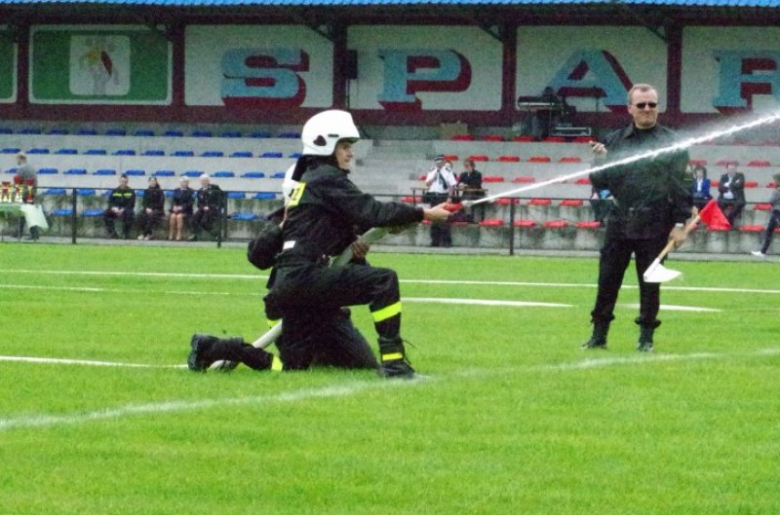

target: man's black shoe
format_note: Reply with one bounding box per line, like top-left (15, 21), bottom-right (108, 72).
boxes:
top-left (187, 334), bottom-right (219, 371)
top-left (637, 341), bottom-right (654, 352)
top-left (581, 337), bottom-right (607, 350)
top-left (378, 356), bottom-right (416, 379)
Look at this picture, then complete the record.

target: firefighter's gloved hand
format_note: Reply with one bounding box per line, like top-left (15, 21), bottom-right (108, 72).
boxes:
top-left (351, 238), bottom-right (370, 260)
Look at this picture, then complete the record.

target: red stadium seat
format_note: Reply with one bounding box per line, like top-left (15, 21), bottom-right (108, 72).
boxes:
top-left (512, 176), bottom-right (535, 183)
top-left (739, 225), bottom-right (765, 232)
top-left (767, 182), bottom-right (777, 188)
top-left (745, 181), bottom-right (759, 188)
top-left (543, 136), bottom-right (566, 143)
top-left (689, 159), bottom-right (707, 166)
top-left (575, 177), bottom-right (591, 185)
top-left (559, 199), bottom-right (584, 207)
top-left (576, 221), bottom-right (602, 229)
top-left (452, 221), bottom-right (469, 227)
top-left (479, 219), bottom-right (505, 227)
top-left (443, 154), bottom-right (458, 162)
top-left (573, 136), bottom-right (594, 143)
top-left (451, 134), bottom-right (473, 141)
top-left (544, 220), bottom-right (569, 228)
top-left (528, 198), bottom-right (552, 206)
top-left (513, 220), bottom-right (536, 228)
top-left (483, 135), bottom-right (504, 142)
top-left (494, 197), bottom-right (519, 205)
top-left (482, 176), bottom-right (505, 183)
top-left (401, 196), bottom-right (421, 203)
top-left (469, 155), bottom-right (489, 162)
top-left (528, 156), bottom-right (552, 163)
top-left (747, 160), bottom-right (770, 167)
top-left (418, 174), bottom-right (427, 181)
top-left (559, 156), bottom-right (582, 163)
top-left (497, 155), bottom-right (521, 162)
top-left (754, 203), bottom-right (773, 211)
top-left (710, 180), bottom-right (720, 187)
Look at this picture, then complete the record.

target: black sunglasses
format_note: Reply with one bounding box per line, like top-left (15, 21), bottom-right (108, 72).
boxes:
top-left (632, 102), bottom-right (658, 109)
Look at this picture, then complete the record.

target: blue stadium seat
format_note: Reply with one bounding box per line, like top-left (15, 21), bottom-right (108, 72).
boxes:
top-left (114, 149), bottom-right (136, 156)
top-left (164, 190), bottom-right (174, 198)
top-left (172, 150), bottom-right (194, 157)
top-left (77, 128), bottom-right (98, 136)
top-left (154, 170), bottom-right (175, 177)
top-left (85, 149), bottom-right (107, 155)
top-left (51, 208), bottom-right (74, 216)
top-left (44, 188), bottom-right (67, 195)
top-left (277, 132), bottom-right (300, 139)
top-left (125, 169), bottom-right (146, 176)
top-left (142, 150), bottom-right (165, 156)
top-left (93, 169), bottom-right (117, 176)
top-left (38, 168), bottom-right (58, 175)
top-left (20, 128), bottom-right (42, 135)
top-left (55, 148), bottom-right (78, 155)
top-left (134, 129), bottom-right (155, 137)
top-left (289, 152), bottom-right (302, 159)
top-left (4, 167), bottom-right (17, 174)
top-left (253, 192), bottom-right (277, 200)
top-left (77, 188), bottom-right (96, 196)
top-left (106, 129), bottom-right (127, 136)
top-left (27, 148), bottom-right (50, 154)
top-left (221, 131), bottom-right (242, 138)
top-left (231, 212), bottom-right (258, 221)
top-left (202, 151), bottom-right (224, 157)
top-left (164, 130), bottom-right (184, 137)
top-left (1, 148), bottom-right (20, 154)
top-left (182, 170), bottom-right (203, 178)
top-left (0, 127), bottom-right (13, 135)
top-left (262, 152), bottom-right (284, 158)
top-left (250, 130), bottom-right (272, 138)
top-left (270, 172), bottom-right (285, 179)
top-left (231, 151), bottom-right (253, 158)
top-left (82, 208), bottom-right (104, 217)
top-left (135, 190), bottom-right (145, 198)
top-left (213, 171), bottom-right (235, 178)
top-left (241, 172), bottom-right (265, 179)
top-left (227, 191), bottom-right (246, 200)
top-left (192, 130), bottom-right (212, 137)
top-left (64, 168), bottom-right (88, 175)
top-left (48, 128), bottom-right (69, 135)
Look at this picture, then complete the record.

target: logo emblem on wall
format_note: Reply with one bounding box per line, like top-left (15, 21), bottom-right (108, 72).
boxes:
top-left (221, 48), bottom-right (309, 108)
top-left (377, 49), bottom-right (472, 111)
top-left (69, 36), bottom-right (131, 96)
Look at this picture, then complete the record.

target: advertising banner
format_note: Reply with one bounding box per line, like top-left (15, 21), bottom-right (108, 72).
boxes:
top-left (184, 25), bottom-right (333, 108)
top-left (681, 27), bottom-right (780, 114)
top-left (516, 26), bottom-right (668, 114)
top-left (347, 25), bottom-right (502, 111)
top-left (30, 25), bottom-right (171, 104)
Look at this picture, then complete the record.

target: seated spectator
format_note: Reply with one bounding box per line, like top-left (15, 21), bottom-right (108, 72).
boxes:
top-left (137, 175), bottom-right (165, 240)
top-left (13, 152), bottom-right (40, 240)
top-left (751, 173), bottom-right (780, 257)
top-left (690, 165), bottom-right (712, 211)
top-left (717, 163), bottom-right (746, 228)
top-left (589, 187), bottom-right (613, 225)
top-left (424, 155), bottom-right (457, 247)
top-left (457, 159), bottom-right (485, 201)
top-left (104, 174), bottom-right (136, 239)
top-left (168, 177), bottom-right (194, 241)
top-left (189, 174), bottom-right (223, 241)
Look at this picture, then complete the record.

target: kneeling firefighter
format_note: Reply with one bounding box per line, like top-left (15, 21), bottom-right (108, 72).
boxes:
top-left (188, 109), bottom-right (453, 378)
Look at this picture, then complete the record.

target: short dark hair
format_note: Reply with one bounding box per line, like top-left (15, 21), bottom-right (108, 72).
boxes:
top-left (693, 165), bottom-right (707, 178)
top-left (120, 173), bottom-right (128, 179)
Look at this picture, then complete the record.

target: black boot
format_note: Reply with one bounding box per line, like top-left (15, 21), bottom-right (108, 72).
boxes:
top-left (188, 334), bottom-right (220, 371)
top-left (188, 334), bottom-right (276, 372)
top-left (581, 322), bottom-right (609, 350)
top-left (637, 326), bottom-right (655, 352)
top-left (378, 336), bottom-right (415, 379)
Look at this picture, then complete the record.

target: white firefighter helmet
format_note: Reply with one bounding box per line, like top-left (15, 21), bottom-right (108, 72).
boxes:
top-left (301, 109), bottom-right (360, 156)
top-left (282, 164), bottom-right (298, 206)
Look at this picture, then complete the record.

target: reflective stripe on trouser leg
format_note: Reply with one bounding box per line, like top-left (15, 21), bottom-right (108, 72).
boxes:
top-left (371, 301), bottom-right (401, 339)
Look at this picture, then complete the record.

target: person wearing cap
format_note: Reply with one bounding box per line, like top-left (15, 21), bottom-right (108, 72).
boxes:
top-left (137, 175), bottom-right (166, 240)
top-left (168, 176), bottom-right (194, 241)
top-left (424, 155), bottom-right (457, 247)
top-left (189, 174), bottom-right (223, 241)
top-left (13, 152), bottom-right (41, 239)
top-left (188, 109), bottom-right (452, 378)
top-left (103, 174), bottom-right (136, 239)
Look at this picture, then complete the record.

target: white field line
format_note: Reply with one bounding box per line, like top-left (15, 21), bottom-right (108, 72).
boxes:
top-left (1, 347), bottom-right (778, 433)
top-left (2, 269), bottom-right (780, 295)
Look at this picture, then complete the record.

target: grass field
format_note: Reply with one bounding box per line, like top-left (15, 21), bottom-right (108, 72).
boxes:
top-left (1, 242), bottom-right (779, 515)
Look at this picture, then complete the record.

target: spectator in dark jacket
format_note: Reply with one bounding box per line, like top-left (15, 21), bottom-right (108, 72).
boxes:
top-left (137, 175), bottom-right (166, 240)
top-left (104, 174), bottom-right (136, 239)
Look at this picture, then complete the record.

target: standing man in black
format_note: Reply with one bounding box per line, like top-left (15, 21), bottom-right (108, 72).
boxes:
top-left (189, 174), bottom-right (223, 241)
top-left (582, 84), bottom-right (692, 352)
top-left (104, 173), bottom-right (136, 239)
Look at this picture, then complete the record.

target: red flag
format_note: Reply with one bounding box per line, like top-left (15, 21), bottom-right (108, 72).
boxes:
top-left (697, 199), bottom-right (731, 230)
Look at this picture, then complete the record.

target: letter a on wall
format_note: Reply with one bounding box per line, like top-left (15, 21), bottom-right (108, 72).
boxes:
top-left (548, 49), bottom-right (632, 112)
